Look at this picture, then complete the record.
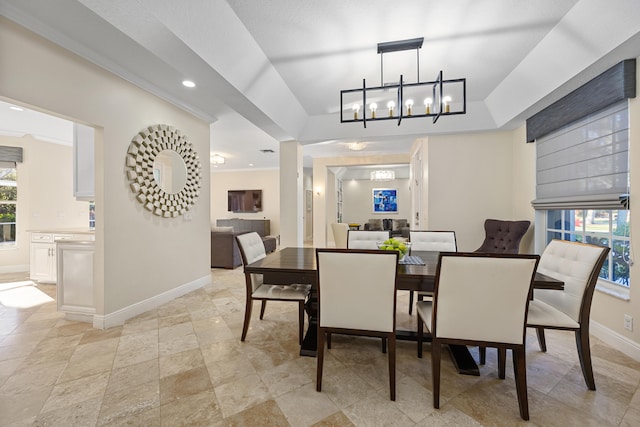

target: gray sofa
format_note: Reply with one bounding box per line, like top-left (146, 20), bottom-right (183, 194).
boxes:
top-left (211, 223), bottom-right (277, 269)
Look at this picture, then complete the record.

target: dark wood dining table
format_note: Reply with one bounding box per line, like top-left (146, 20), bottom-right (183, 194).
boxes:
top-left (244, 247), bottom-right (564, 375)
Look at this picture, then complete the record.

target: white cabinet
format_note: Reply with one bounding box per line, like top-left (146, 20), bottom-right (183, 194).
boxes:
top-left (57, 240), bottom-right (95, 323)
top-left (29, 232), bottom-right (90, 283)
top-left (73, 123), bottom-right (95, 201)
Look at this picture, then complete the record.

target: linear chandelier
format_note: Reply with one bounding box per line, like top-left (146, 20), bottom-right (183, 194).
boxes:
top-left (370, 170), bottom-right (395, 181)
top-left (340, 37), bottom-right (466, 127)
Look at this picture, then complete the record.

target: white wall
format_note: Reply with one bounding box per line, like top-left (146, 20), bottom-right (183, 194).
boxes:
top-left (210, 169), bottom-right (280, 236)
top-left (1, 18), bottom-right (211, 320)
top-left (341, 178), bottom-right (411, 228)
top-left (0, 135), bottom-right (90, 272)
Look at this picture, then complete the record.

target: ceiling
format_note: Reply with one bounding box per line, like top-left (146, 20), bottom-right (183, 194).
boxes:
top-left (1, 0), bottom-right (640, 173)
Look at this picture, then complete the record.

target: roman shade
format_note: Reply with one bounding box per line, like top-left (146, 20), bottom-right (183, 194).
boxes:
top-left (0, 146), bottom-right (23, 165)
top-left (532, 101), bottom-right (629, 210)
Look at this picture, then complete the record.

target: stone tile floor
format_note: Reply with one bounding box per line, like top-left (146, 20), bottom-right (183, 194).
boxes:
top-left (1, 268), bottom-right (640, 426)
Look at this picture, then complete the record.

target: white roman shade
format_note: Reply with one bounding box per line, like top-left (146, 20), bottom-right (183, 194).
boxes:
top-left (532, 101), bottom-right (629, 210)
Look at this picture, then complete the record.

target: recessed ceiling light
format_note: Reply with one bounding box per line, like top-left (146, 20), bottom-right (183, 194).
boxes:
top-left (9, 106), bottom-right (24, 111)
top-left (182, 80), bottom-right (196, 88)
top-left (249, 163), bottom-right (254, 167)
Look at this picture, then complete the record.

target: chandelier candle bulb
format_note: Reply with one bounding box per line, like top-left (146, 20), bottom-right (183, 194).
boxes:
top-left (443, 96), bottom-right (452, 113)
top-left (370, 102), bottom-right (377, 119)
top-left (424, 97), bottom-right (432, 114)
top-left (387, 100), bottom-right (395, 117)
top-left (352, 104), bottom-right (360, 120)
top-left (406, 99), bottom-right (414, 116)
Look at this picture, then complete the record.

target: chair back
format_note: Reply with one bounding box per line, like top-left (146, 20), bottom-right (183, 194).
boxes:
top-left (347, 230), bottom-right (390, 249)
top-left (433, 253), bottom-right (539, 345)
top-left (236, 232), bottom-right (267, 292)
top-left (534, 240), bottom-right (610, 324)
top-left (475, 219), bottom-right (530, 253)
top-left (410, 231), bottom-right (457, 252)
top-left (331, 223), bottom-right (349, 248)
top-left (316, 249), bottom-right (398, 332)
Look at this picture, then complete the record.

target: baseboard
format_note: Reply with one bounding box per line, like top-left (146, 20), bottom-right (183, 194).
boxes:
top-left (0, 265), bottom-right (29, 274)
top-left (591, 320), bottom-right (640, 362)
top-left (92, 274), bottom-right (211, 330)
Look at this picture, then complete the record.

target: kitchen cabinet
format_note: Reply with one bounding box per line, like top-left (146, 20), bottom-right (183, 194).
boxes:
top-left (57, 240), bottom-right (95, 322)
top-left (29, 231), bottom-right (95, 283)
top-left (73, 123), bottom-right (95, 201)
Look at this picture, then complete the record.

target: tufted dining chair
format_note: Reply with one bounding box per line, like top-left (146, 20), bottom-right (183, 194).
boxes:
top-left (417, 252), bottom-right (540, 420)
top-left (475, 219), bottom-right (531, 253)
top-left (347, 230), bottom-right (390, 249)
top-left (407, 231), bottom-right (457, 314)
top-left (315, 249), bottom-right (399, 400)
top-left (526, 239), bottom-right (609, 390)
top-left (236, 232), bottom-right (311, 344)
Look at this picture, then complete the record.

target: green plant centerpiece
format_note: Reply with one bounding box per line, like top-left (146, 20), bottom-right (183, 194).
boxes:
top-left (377, 238), bottom-right (411, 261)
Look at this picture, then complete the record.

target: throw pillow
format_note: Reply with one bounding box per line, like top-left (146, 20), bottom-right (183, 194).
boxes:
top-left (367, 219), bottom-right (383, 231)
top-left (392, 219), bottom-right (408, 231)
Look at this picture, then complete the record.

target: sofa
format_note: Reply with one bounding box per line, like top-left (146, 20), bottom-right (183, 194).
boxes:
top-left (211, 224), bottom-right (277, 269)
top-left (364, 218), bottom-right (409, 238)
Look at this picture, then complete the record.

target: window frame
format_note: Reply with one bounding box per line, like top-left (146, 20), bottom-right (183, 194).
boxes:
top-left (0, 163), bottom-right (18, 247)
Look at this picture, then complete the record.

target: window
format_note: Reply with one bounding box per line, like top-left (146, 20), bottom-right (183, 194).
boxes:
top-left (0, 164), bottom-right (17, 246)
top-left (545, 209), bottom-right (630, 286)
top-left (532, 101), bottom-right (631, 290)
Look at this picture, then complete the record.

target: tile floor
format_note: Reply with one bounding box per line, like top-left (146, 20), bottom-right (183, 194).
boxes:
top-left (1, 268), bottom-right (640, 426)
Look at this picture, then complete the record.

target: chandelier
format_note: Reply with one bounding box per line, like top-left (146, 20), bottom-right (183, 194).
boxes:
top-left (340, 37), bottom-right (466, 127)
top-left (370, 170), bottom-right (395, 181)
top-left (211, 154), bottom-right (225, 165)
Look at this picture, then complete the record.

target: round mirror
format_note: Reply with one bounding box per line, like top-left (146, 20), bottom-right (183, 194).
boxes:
top-left (153, 149), bottom-right (187, 194)
top-left (126, 124), bottom-right (202, 218)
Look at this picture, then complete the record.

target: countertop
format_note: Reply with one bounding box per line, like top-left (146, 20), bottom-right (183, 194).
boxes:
top-left (28, 228), bottom-right (95, 235)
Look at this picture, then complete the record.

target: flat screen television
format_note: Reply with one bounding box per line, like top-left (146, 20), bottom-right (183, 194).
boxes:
top-left (228, 189), bottom-right (262, 213)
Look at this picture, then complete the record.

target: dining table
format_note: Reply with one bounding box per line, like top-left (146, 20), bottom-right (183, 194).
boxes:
top-left (244, 247), bottom-right (564, 376)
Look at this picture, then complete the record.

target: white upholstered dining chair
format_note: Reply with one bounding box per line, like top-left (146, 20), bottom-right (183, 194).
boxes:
top-left (417, 252), bottom-right (540, 420)
top-left (526, 239), bottom-right (609, 390)
top-left (407, 230), bottom-right (457, 314)
top-left (315, 249), bottom-right (399, 400)
top-left (331, 223), bottom-right (349, 248)
top-left (236, 232), bottom-right (311, 344)
top-left (347, 230), bottom-right (390, 249)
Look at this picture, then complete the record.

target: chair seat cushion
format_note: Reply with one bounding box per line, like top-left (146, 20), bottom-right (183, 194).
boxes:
top-left (416, 300), bottom-right (433, 332)
top-left (253, 283), bottom-right (311, 300)
top-left (527, 299), bottom-right (579, 329)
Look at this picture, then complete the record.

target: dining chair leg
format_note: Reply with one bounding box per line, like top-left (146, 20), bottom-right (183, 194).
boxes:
top-left (478, 346), bottom-right (486, 364)
top-left (327, 332), bottom-right (332, 349)
top-left (417, 315), bottom-right (424, 358)
top-left (259, 300), bottom-right (267, 319)
top-left (408, 291), bottom-right (414, 315)
top-left (575, 328), bottom-right (596, 390)
top-left (241, 296), bottom-right (253, 342)
top-left (432, 339), bottom-right (441, 409)
top-left (298, 301), bottom-right (305, 345)
top-left (498, 348), bottom-right (506, 379)
top-left (535, 327), bottom-right (547, 352)
top-left (381, 337), bottom-right (387, 354)
top-left (512, 347), bottom-right (529, 421)
top-left (388, 333), bottom-right (396, 401)
top-left (316, 328), bottom-right (325, 392)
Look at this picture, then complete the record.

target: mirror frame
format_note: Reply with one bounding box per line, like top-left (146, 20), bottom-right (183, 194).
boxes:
top-left (126, 124), bottom-right (202, 217)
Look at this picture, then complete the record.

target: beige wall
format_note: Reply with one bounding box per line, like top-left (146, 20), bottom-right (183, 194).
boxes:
top-left (1, 18), bottom-right (211, 317)
top-left (341, 178), bottom-right (411, 229)
top-left (0, 135), bottom-right (90, 272)
top-left (210, 169), bottom-right (280, 236)
top-left (425, 131), bottom-right (515, 251)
